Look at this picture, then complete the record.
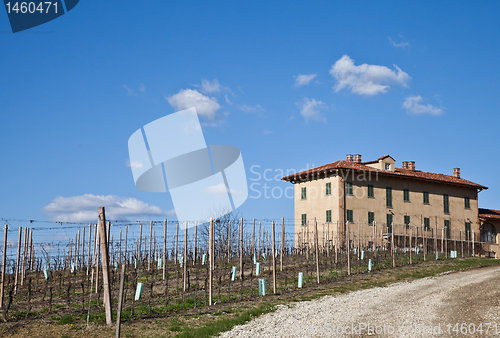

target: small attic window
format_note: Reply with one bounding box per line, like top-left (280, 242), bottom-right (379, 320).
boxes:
top-left (385, 163), bottom-right (390, 170)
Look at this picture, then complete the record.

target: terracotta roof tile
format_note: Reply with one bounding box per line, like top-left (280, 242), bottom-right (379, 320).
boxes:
top-left (282, 159), bottom-right (487, 190)
top-left (479, 208), bottom-right (500, 220)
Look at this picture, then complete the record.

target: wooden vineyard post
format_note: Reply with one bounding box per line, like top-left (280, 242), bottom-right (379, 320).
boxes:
top-left (175, 222), bottom-right (179, 263)
top-left (435, 224), bottom-right (438, 260)
top-left (115, 264), bottom-right (126, 338)
top-left (373, 222), bottom-right (377, 259)
top-left (460, 230), bottom-right (463, 258)
top-left (272, 221), bottom-right (277, 294)
top-left (0, 225), bottom-right (7, 309)
top-left (98, 207), bottom-right (113, 325)
top-left (14, 227), bottom-right (22, 294)
top-left (124, 225), bottom-right (128, 265)
top-left (252, 219), bottom-right (255, 262)
top-left (163, 220), bottom-right (166, 279)
top-left (148, 220), bottom-right (153, 271)
top-left (138, 223), bottom-right (143, 263)
top-left (315, 219), bottom-right (320, 284)
top-left (208, 218), bottom-right (213, 306)
top-left (347, 222), bottom-right (351, 276)
top-left (183, 221), bottom-right (187, 292)
top-left (87, 224), bottom-right (92, 274)
top-left (227, 221), bottom-right (231, 263)
top-left (409, 227), bottom-right (412, 265)
top-left (240, 218), bottom-right (244, 280)
top-left (391, 223), bottom-right (395, 268)
top-left (193, 221), bottom-right (197, 266)
top-left (472, 230), bottom-right (475, 257)
top-left (423, 225), bottom-right (426, 262)
top-left (281, 217), bottom-right (284, 272)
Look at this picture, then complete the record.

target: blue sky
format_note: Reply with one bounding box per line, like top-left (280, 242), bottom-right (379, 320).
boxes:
top-left (1, 1), bottom-right (500, 241)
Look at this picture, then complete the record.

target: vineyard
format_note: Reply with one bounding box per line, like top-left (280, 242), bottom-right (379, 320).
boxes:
top-left (0, 207), bottom-right (483, 336)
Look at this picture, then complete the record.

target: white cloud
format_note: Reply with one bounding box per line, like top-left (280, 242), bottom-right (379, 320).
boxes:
top-left (225, 94), bottom-right (232, 105)
top-left (126, 160), bottom-right (143, 169)
top-left (403, 95), bottom-right (443, 115)
top-left (263, 129), bottom-right (273, 135)
top-left (295, 74), bottom-right (317, 87)
top-left (43, 194), bottom-right (174, 222)
top-left (123, 85), bottom-right (134, 96)
top-left (200, 79), bottom-right (222, 94)
top-left (205, 183), bottom-right (241, 197)
top-left (296, 97), bottom-right (326, 122)
top-left (329, 55), bottom-right (411, 96)
top-left (166, 89), bottom-right (222, 120)
top-left (389, 36), bottom-right (410, 49)
top-left (139, 84), bottom-right (146, 92)
top-left (237, 104), bottom-right (265, 112)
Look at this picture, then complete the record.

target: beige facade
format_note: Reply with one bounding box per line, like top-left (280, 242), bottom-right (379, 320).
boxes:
top-left (284, 155), bottom-right (486, 250)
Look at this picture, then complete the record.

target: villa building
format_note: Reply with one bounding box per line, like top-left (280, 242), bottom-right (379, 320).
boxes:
top-left (282, 154), bottom-right (498, 257)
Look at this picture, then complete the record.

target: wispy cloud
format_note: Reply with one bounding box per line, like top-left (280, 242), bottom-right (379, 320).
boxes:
top-left (200, 79), bottom-right (222, 94)
top-left (263, 129), bottom-right (273, 135)
top-left (237, 104), bottom-right (265, 112)
top-left (43, 194), bottom-right (174, 222)
top-left (296, 97), bottom-right (326, 122)
top-left (389, 36), bottom-right (410, 49)
top-left (329, 55), bottom-right (411, 96)
top-left (403, 95), bottom-right (444, 115)
top-left (294, 74), bottom-right (317, 87)
top-left (139, 84), bottom-right (146, 92)
top-left (123, 85), bottom-right (135, 96)
top-left (205, 183), bottom-right (241, 197)
top-left (126, 160), bottom-right (143, 169)
top-left (166, 89), bottom-right (222, 120)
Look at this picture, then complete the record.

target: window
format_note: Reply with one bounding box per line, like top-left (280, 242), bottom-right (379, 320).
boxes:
top-left (465, 222), bottom-right (471, 241)
top-left (368, 212), bottom-right (374, 225)
top-left (346, 210), bottom-right (353, 223)
top-left (326, 210), bottom-right (332, 223)
top-left (404, 215), bottom-right (410, 229)
top-left (368, 185), bottom-right (374, 198)
top-left (301, 214), bottom-right (307, 226)
top-left (444, 220), bottom-right (451, 239)
top-left (346, 182), bottom-right (353, 196)
top-left (325, 182), bottom-right (331, 196)
top-left (386, 214), bottom-right (393, 233)
top-left (385, 163), bottom-right (390, 170)
top-left (443, 194), bottom-right (449, 214)
top-left (423, 191), bottom-right (429, 204)
top-left (403, 189), bottom-right (410, 202)
top-left (464, 197), bottom-right (470, 209)
top-left (481, 223), bottom-right (496, 243)
top-left (424, 217), bottom-right (430, 231)
top-left (301, 187), bottom-right (306, 200)
top-left (386, 187), bottom-right (392, 208)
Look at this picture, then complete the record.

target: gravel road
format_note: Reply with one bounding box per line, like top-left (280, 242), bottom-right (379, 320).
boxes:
top-left (220, 266), bottom-right (500, 337)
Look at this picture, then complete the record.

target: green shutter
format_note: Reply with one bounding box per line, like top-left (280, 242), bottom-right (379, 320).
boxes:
top-left (368, 212), bottom-right (374, 225)
top-left (423, 192), bottom-right (429, 204)
top-left (424, 217), bottom-right (430, 231)
top-left (301, 187), bottom-right (306, 200)
top-left (301, 214), bottom-right (307, 226)
top-left (465, 222), bottom-right (471, 241)
top-left (404, 189), bottom-right (410, 202)
top-left (444, 220), bottom-right (451, 239)
top-left (404, 215), bottom-right (410, 228)
top-left (326, 210), bottom-right (332, 223)
top-left (386, 214), bottom-right (393, 233)
top-left (326, 182), bottom-right (331, 196)
top-left (443, 194), bottom-right (449, 214)
top-left (346, 210), bottom-right (353, 223)
top-left (346, 182), bottom-right (353, 196)
top-left (464, 197), bottom-right (470, 209)
top-left (368, 185), bottom-right (374, 198)
top-left (386, 187), bottom-right (392, 208)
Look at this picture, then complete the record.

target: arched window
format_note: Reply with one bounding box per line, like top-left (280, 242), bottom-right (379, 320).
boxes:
top-left (481, 223), bottom-right (497, 243)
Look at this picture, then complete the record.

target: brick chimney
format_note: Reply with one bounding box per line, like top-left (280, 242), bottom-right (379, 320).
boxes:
top-left (346, 154), bottom-right (354, 162)
top-left (454, 168), bottom-right (460, 178)
top-left (408, 161), bottom-right (415, 171)
top-left (354, 154), bottom-right (362, 163)
top-left (402, 161), bottom-right (408, 170)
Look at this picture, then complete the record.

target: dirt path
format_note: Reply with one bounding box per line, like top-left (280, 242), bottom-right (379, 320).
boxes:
top-left (221, 266), bottom-right (500, 337)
